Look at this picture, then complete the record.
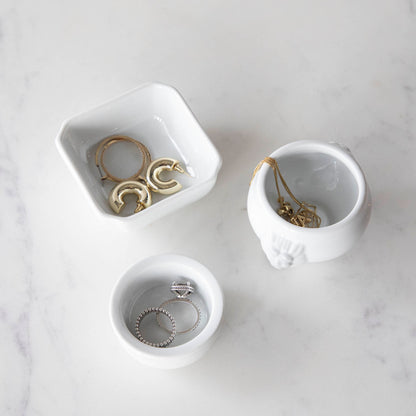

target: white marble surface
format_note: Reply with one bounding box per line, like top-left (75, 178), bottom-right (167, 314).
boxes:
top-left (1, 0), bottom-right (415, 414)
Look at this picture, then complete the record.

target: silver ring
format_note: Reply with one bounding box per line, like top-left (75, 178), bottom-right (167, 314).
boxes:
top-left (157, 298), bottom-right (201, 334)
top-left (135, 307), bottom-right (176, 348)
top-left (171, 281), bottom-right (194, 298)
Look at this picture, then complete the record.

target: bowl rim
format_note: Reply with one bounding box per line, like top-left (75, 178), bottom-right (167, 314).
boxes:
top-left (55, 82), bottom-right (222, 221)
top-left (252, 140), bottom-right (368, 232)
top-left (109, 254), bottom-right (223, 361)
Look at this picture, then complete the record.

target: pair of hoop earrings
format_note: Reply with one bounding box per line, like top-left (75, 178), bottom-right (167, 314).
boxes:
top-left (135, 281), bottom-right (201, 348)
top-left (95, 135), bottom-right (188, 215)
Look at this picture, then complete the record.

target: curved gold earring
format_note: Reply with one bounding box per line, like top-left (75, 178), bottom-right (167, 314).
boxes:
top-left (146, 158), bottom-right (186, 195)
top-left (95, 135), bottom-right (151, 182)
top-left (108, 179), bottom-right (152, 214)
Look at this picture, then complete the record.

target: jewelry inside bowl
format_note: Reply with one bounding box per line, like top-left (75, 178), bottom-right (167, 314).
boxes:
top-left (56, 83), bottom-right (222, 225)
top-left (263, 151), bottom-right (360, 227)
top-left (247, 141), bottom-right (371, 268)
top-left (110, 254), bottom-right (223, 369)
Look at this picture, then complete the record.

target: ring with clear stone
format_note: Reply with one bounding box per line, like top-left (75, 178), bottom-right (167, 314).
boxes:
top-left (170, 281), bottom-right (195, 298)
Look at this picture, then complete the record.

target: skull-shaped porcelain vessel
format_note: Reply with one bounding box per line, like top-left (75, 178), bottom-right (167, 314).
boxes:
top-left (247, 141), bottom-right (371, 270)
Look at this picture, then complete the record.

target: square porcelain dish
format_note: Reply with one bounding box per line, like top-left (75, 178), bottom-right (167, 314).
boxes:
top-left (56, 83), bottom-right (221, 226)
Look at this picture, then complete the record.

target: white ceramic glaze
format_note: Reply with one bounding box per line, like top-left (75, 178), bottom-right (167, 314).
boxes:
top-left (247, 141), bottom-right (371, 270)
top-left (55, 83), bottom-right (222, 227)
top-left (110, 254), bottom-right (223, 369)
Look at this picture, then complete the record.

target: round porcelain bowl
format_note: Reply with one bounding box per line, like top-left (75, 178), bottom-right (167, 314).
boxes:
top-left (110, 254), bottom-right (223, 369)
top-left (247, 141), bottom-right (371, 269)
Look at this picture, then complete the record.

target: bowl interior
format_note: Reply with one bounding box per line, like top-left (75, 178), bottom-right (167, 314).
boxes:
top-left (115, 258), bottom-right (217, 348)
top-left (264, 151), bottom-right (359, 226)
top-left (58, 84), bottom-right (220, 217)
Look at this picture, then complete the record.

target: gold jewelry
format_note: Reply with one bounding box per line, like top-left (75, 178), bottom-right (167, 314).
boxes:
top-left (95, 135), bottom-right (151, 182)
top-left (146, 158), bottom-right (186, 195)
top-left (108, 179), bottom-right (152, 214)
top-left (251, 157), bottom-right (321, 228)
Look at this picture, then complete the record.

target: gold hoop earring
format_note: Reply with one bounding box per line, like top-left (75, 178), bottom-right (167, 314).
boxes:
top-left (108, 179), bottom-right (152, 214)
top-left (95, 135), bottom-right (151, 182)
top-left (146, 158), bottom-right (186, 195)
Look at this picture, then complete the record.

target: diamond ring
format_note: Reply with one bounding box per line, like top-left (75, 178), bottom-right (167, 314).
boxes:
top-left (170, 281), bottom-right (194, 298)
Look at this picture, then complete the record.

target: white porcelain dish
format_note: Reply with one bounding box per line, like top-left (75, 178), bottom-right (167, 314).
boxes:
top-left (247, 141), bottom-right (371, 270)
top-left (55, 83), bottom-right (222, 227)
top-left (110, 254), bottom-right (223, 369)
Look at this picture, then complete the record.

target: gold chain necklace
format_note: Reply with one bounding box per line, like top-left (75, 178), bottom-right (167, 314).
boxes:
top-left (251, 157), bottom-right (321, 228)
